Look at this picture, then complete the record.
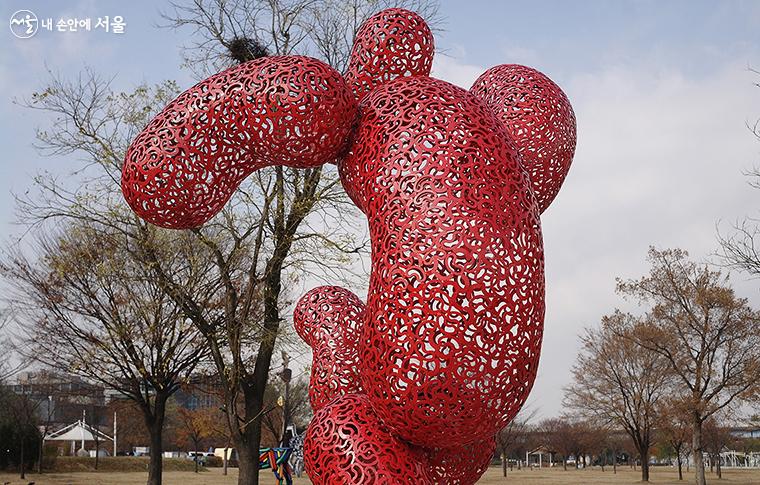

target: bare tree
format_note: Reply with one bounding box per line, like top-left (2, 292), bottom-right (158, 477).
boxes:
top-left (657, 403), bottom-right (692, 481)
top-left (540, 417), bottom-right (580, 471)
top-left (14, 1), bottom-right (442, 483)
top-left (702, 417), bottom-right (734, 479)
top-left (160, 0), bottom-right (441, 77)
top-left (494, 407), bottom-right (535, 477)
top-left (619, 247), bottom-right (760, 485)
top-left (261, 375), bottom-right (310, 447)
top-left (719, 75), bottom-right (760, 277)
top-left (565, 311), bottom-right (671, 481)
top-left (176, 407), bottom-right (218, 473)
top-left (2, 387), bottom-right (42, 479)
top-left (1, 222), bottom-right (209, 485)
top-left (0, 311), bottom-right (25, 382)
top-left (579, 422), bottom-right (610, 471)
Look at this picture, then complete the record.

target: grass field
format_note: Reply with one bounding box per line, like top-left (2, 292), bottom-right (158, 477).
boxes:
top-left (1, 466), bottom-right (759, 485)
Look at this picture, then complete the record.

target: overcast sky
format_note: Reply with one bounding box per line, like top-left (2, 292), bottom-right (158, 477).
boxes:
top-left (2, 0), bottom-right (760, 419)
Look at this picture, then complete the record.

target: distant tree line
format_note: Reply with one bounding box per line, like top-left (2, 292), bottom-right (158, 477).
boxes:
top-left (493, 246), bottom-right (760, 485)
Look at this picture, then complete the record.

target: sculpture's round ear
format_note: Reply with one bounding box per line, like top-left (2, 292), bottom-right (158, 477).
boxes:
top-left (470, 64), bottom-right (576, 214)
top-left (344, 8), bottom-right (435, 102)
top-left (121, 56), bottom-right (358, 229)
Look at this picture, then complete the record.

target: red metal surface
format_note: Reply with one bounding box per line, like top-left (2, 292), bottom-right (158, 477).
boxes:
top-left (470, 64), bottom-right (577, 214)
top-left (424, 437), bottom-right (498, 485)
top-left (344, 8), bottom-right (434, 102)
top-left (340, 74), bottom-right (545, 450)
top-left (121, 56), bottom-right (357, 229)
top-left (122, 8), bottom-right (576, 485)
top-left (293, 286), bottom-right (365, 412)
top-left (304, 393), bottom-right (432, 484)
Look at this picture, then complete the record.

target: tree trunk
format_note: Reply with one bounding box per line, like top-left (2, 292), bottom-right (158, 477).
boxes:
top-left (143, 394), bottom-right (168, 485)
top-left (235, 241), bottom-right (291, 485)
top-left (716, 454), bottom-right (721, 479)
top-left (677, 452), bottom-right (683, 480)
top-left (563, 457), bottom-right (567, 471)
top-left (692, 417), bottom-right (706, 485)
top-left (37, 436), bottom-right (44, 473)
top-left (237, 442), bottom-right (260, 485)
top-left (642, 459), bottom-right (650, 482)
top-left (502, 453), bottom-right (507, 477)
top-left (148, 425), bottom-right (164, 485)
top-left (638, 444), bottom-right (650, 482)
top-left (613, 448), bottom-right (617, 474)
top-left (19, 433), bottom-right (26, 479)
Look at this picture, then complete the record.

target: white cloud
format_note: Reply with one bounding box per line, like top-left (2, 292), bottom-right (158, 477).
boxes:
top-left (431, 52), bottom-right (486, 89)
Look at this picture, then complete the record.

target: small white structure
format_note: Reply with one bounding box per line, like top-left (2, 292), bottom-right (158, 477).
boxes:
top-left (44, 419), bottom-right (114, 456)
top-left (526, 446), bottom-right (555, 467)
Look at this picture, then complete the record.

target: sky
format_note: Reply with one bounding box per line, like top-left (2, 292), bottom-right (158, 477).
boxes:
top-left (1, 0), bottom-right (760, 420)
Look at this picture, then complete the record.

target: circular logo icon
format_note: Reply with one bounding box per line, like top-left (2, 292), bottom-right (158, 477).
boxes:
top-left (10, 10), bottom-right (38, 39)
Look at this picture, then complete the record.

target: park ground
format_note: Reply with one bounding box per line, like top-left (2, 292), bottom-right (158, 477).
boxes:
top-left (1, 467), bottom-right (759, 484)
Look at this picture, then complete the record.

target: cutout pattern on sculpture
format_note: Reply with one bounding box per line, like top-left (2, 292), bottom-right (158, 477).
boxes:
top-left (344, 8), bottom-right (434, 102)
top-left (340, 75), bottom-right (545, 449)
top-left (122, 56), bottom-right (357, 229)
top-left (425, 437), bottom-right (498, 485)
top-left (293, 286), bottom-right (365, 412)
top-left (470, 64), bottom-right (577, 213)
top-left (304, 394), bottom-right (432, 484)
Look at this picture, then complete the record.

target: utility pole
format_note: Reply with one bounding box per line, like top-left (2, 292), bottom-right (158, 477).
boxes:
top-left (279, 351), bottom-right (291, 447)
top-left (113, 411), bottom-right (117, 456)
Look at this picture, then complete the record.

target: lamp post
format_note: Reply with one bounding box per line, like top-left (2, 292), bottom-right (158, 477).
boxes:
top-left (279, 351), bottom-right (291, 447)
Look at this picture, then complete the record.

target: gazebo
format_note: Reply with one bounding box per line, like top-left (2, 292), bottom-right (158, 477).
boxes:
top-left (44, 419), bottom-right (114, 456)
top-left (526, 446), bottom-right (555, 467)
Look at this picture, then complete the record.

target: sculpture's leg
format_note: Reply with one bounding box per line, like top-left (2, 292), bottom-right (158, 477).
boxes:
top-left (293, 286), bottom-right (365, 411)
top-left (303, 393), bottom-right (432, 485)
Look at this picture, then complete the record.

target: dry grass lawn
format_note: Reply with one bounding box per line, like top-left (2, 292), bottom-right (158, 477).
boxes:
top-left (0, 466), bottom-right (758, 484)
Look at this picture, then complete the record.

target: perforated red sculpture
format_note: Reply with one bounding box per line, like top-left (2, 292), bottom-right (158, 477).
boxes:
top-left (122, 7), bottom-right (576, 484)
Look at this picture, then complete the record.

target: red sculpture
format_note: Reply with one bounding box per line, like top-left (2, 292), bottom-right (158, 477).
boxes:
top-left (304, 394), bottom-right (432, 484)
top-left (470, 64), bottom-right (577, 213)
top-left (121, 56), bottom-right (358, 229)
top-left (344, 8), bottom-right (434, 102)
top-left (340, 75), bottom-right (545, 449)
top-left (122, 7), bottom-right (576, 485)
top-left (293, 286), bottom-right (365, 412)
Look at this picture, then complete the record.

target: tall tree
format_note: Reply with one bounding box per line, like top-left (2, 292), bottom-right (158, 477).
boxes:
top-left (1, 223), bottom-right (209, 485)
top-left (564, 311), bottom-right (671, 481)
top-left (619, 247), bottom-right (760, 485)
